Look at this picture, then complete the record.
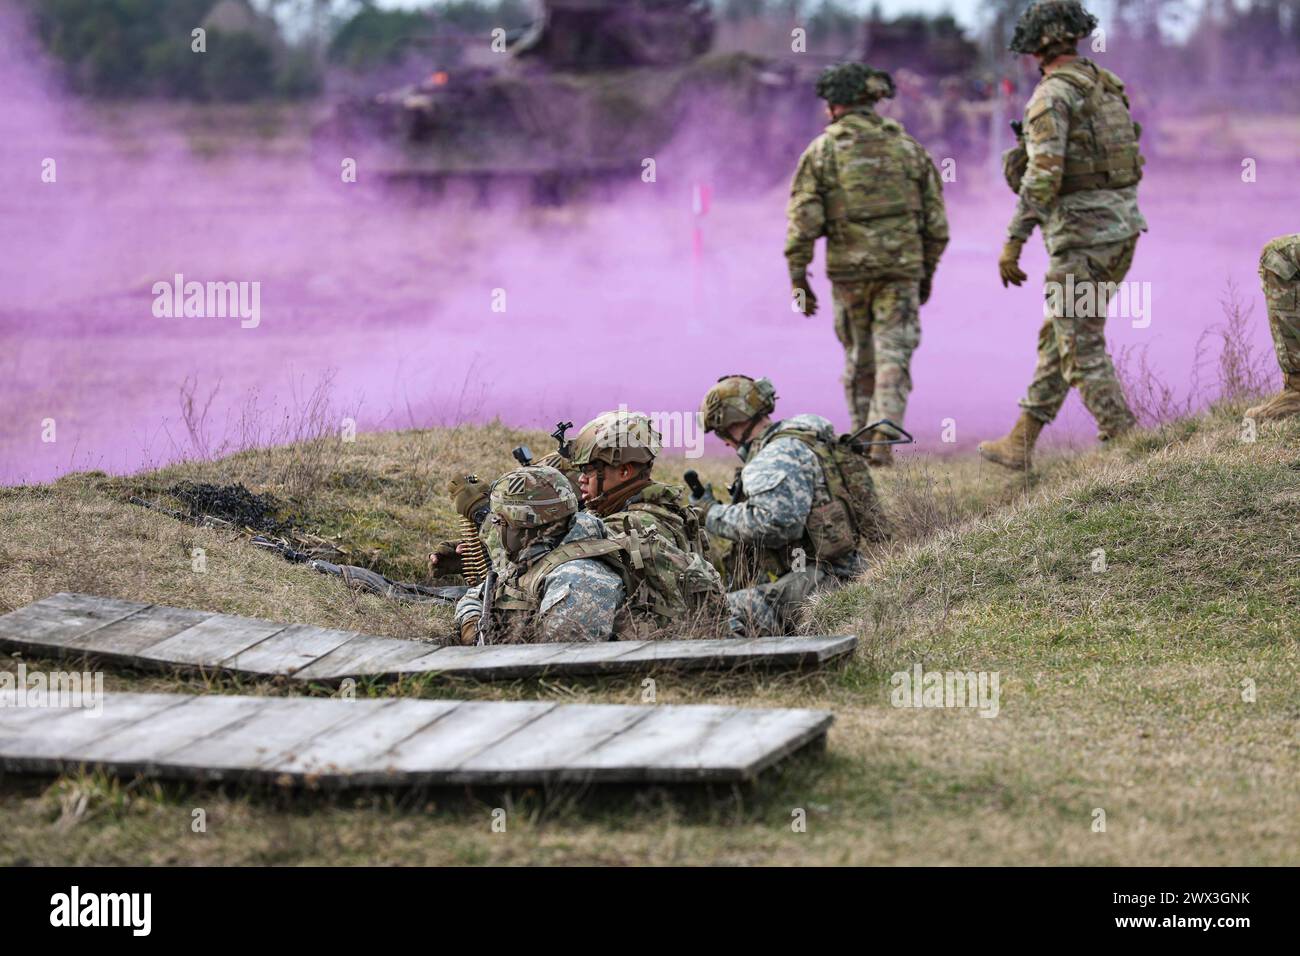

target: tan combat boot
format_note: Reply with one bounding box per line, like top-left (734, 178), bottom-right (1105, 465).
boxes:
top-left (978, 412), bottom-right (1046, 472)
top-left (1245, 375), bottom-right (1300, 423)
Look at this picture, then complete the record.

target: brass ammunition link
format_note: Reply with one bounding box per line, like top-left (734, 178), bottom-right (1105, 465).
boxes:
top-left (459, 516), bottom-right (489, 585)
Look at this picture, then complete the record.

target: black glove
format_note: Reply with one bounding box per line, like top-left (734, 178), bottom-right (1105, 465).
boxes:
top-left (429, 541), bottom-right (463, 576)
top-left (919, 273), bottom-right (933, 305)
top-left (688, 483), bottom-right (719, 523)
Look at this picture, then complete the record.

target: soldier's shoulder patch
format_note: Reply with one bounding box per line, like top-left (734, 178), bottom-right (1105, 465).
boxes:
top-left (1025, 88), bottom-right (1052, 118)
top-left (1025, 102), bottom-right (1060, 142)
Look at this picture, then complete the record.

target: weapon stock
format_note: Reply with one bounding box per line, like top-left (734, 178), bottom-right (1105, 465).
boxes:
top-left (846, 419), bottom-right (916, 448)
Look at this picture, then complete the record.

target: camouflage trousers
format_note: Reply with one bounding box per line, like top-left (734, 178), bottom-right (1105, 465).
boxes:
top-left (1020, 237), bottom-right (1139, 439)
top-left (832, 278), bottom-right (921, 433)
top-left (1259, 234), bottom-right (1300, 382)
top-left (726, 567), bottom-right (841, 638)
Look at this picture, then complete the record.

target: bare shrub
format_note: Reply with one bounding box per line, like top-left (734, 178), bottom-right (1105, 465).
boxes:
top-left (1197, 280), bottom-right (1279, 403)
top-left (177, 374), bottom-right (221, 459)
top-left (1114, 343), bottom-right (1194, 427)
top-left (883, 460), bottom-right (968, 543)
top-left (276, 370), bottom-right (344, 497)
top-left (174, 369), bottom-right (359, 497)
top-left (1117, 279), bottom-right (1279, 426)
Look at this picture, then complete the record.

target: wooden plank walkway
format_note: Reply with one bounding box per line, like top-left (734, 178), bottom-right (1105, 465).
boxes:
top-left (0, 692), bottom-right (833, 786)
top-left (0, 593), bottom-right (855, 683)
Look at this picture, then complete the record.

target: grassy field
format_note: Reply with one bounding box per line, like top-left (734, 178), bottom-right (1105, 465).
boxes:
top-left (0, 405), bottom-right (1296, 865)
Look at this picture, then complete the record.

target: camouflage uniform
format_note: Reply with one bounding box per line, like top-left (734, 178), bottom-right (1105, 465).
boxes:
top-left (454, 467), bottom-right (625, 643)
top-left (569, 410), bottom-right (725, 618)
top-left (705, 414), bottom-right (868, 637)
top-left (786, 71), bottom-right (949, 434)
top-left (1258, 234), bottom-right (1300, 384)
top-left (1006, 55), bottom-right (1146, 438)
top-left (455, 510), bottom-right (625, 643)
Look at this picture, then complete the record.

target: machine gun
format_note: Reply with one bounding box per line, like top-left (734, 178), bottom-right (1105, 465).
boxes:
top-left (550, 420), bottom-right (574, 459)
top-left (511, 419), bottom-right (576, 469)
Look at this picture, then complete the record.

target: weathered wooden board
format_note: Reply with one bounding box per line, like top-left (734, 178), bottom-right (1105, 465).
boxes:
top-left (0, 593), bottom-right (856, 683)
top-left (0, 693), bottom-right (833, 786)
top-left (0, 593), bottom-right (146, 650)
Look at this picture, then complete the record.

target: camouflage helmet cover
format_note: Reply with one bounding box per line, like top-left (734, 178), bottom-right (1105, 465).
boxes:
top-left (488, 465), bottom-right (579, 529)
top-left (700, 375), bottom-right (777, 434)
top-left (1009, 1), bottom-right (1098, 55)
top-left (569, 410), bottom-right (663, 467)
top-left (815, 62), bottom-right (896, 106)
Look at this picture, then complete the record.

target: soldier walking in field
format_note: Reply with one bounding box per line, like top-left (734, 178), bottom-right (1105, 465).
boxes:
top-left (980, 0), bottom-right (1146, 471)
top-left (1245, 234), bottom-right (1300, 423)
top-left (785, 63), bottom-right (950, 466)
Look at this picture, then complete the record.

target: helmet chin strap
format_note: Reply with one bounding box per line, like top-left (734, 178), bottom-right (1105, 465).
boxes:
top-left (585, 463), bottom-right (651, 513)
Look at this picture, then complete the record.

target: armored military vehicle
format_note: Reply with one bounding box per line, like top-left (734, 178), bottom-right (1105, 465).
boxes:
top-left (315, 0), bottom-right (822, 201)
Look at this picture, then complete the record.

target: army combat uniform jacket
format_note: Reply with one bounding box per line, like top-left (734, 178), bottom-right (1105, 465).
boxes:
top-left (1007, 58), bottom-right (1146, 253)
top-left (454, 511), bottom-right (624, 643)
top-left (1259, 234), bottom-right (1300, 383)
top-left (706, 415), bottom-right (871, 636)
top-left (784, 106), bottom-right (949, 284)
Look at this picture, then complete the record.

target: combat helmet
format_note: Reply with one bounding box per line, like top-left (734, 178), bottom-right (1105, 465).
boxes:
top-left (815, 62), bottom-right (896, 106)
top-left (1009, 1), bottom-right (1098, 57)
top-left (569, 410), bottom-right (663, 468)
top-left (700, 375), bottom-right (777, 436)
top-left (488, 465), bottom-right (579, 530)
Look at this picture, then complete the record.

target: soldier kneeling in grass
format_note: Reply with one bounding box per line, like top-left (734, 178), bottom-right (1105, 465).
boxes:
top-left (690, 375), bottom-right (889, 637)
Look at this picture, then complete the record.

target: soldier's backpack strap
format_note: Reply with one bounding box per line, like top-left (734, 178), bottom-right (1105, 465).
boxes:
top-left (517, 539), bottom-right (628, 606)
top-left (1047, 60), bottom-right (1099, 98)
top-left (820, 129), bottom-right (848, 241)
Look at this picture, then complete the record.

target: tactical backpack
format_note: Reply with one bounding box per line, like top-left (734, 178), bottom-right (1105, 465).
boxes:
top-left (620, 482), bottom-right (711, 558)
top-left (820, 114), bottom-right (923, 242)
top-left (761, 425), bottom-right (891, 562)
top-left (1042, 61), bottom-right (1144, 195)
